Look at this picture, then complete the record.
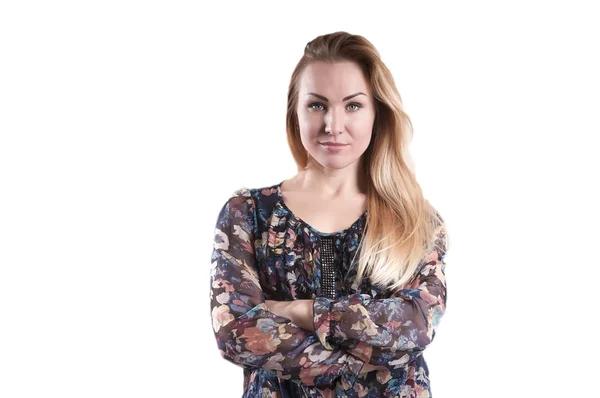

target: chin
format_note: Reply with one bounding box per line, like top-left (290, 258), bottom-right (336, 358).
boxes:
top-left (314, 157), bottom-right (358, 170)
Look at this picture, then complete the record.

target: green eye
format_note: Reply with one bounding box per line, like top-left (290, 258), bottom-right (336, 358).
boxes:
top-left (308, 102), bottom-right (362, 111)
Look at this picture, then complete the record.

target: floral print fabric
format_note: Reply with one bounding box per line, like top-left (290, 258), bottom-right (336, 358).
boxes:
top-left (209, 182), bottom-right (448, 397)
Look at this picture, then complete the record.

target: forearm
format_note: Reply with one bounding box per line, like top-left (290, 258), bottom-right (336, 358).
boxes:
top-left (265, 300), bottom-right (390, 375)
top-left (312, 229), bottom-right (447, 354)
top-left (214, 301), bottom-right (367, 386)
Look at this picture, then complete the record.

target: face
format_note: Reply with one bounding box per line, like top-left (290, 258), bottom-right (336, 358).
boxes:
top-left (296, 61), bottom-right (376, 171)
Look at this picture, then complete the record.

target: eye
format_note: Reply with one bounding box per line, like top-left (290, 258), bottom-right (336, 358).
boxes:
top-left (347, 103), bottom-right (362, 112)
top-left (308, 102), bottom-right (325, 111)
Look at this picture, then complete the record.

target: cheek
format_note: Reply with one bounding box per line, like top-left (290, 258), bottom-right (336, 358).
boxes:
top-left (298, 116), bottom-right (322, 137)
top-left (350, 118), bottom-right (375, 138)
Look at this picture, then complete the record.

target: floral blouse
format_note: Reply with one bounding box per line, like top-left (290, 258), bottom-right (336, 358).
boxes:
top-left (210, 181), bottom-right (448, 398)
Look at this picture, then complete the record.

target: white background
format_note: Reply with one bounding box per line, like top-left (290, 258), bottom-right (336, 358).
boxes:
top-left (1, 1), bottom-right (599, 397)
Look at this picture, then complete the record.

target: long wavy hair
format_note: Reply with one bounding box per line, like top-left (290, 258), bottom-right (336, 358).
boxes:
top-left (286, 31), bottom-right (447, 291)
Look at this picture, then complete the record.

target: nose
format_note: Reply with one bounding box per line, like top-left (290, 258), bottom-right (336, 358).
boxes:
top-left (324, 107), bottom-right (344, 135)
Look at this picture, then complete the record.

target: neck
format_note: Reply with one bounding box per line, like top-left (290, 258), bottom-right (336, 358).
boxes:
top-left (295, 157), bottom-right (367, 199)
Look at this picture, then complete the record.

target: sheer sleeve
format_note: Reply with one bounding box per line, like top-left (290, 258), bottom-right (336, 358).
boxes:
top-left (312, 220), bottom-right (448, 372)
top-left (210, 189), bottom-right (366, 387)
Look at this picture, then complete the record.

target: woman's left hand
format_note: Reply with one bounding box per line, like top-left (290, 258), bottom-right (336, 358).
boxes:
top-left (265, 299), bottom-right (315, 332)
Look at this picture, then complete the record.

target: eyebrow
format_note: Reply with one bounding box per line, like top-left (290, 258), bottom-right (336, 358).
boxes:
top-left (306, 92), bottom-right (367, 102)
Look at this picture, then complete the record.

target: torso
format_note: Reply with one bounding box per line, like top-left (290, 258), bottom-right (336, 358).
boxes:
top-left (279, 178), bottom-right (367, 234)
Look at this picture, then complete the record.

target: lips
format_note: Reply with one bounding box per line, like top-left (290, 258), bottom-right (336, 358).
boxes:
top-left (319, 142), bottom-right (348, 153)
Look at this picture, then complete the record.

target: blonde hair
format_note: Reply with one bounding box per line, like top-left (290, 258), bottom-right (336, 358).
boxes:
top-left (286, 31), bottom-right (448, 291)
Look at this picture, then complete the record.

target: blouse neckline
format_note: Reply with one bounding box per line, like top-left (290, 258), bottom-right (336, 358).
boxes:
top-left (275, 180), bottom-right (368, 237)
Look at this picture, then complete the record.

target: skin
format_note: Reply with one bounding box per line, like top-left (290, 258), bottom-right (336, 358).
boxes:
top-left (266, 60), bottom-right (385, 374)
top-left (280, 60), bottom-right (375, 235)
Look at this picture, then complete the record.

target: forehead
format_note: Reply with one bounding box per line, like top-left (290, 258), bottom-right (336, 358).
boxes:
top-left (298, 61), bottom-right (371, 96)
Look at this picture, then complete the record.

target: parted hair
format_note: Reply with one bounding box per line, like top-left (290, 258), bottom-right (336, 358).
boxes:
top-left (285, 31), bottom-right (448, 290)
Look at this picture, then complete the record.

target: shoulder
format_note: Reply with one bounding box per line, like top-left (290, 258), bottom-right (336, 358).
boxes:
top-left (236, 182), bottom-right (281, 204)
top-left (227, 182), bottom-right (279, 204)
top-left (220, 182), bottom-right (281, 217)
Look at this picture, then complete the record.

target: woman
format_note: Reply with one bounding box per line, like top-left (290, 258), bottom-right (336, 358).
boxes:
top-left (210, 31), bottom-right (449, 397)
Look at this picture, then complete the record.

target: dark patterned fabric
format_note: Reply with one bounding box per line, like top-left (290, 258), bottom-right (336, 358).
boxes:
top-left (210, 181), bottom-right (448, 397)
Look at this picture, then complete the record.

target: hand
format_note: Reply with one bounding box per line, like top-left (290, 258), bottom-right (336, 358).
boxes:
top-left (265, 300), bottom-right (288, 317)
top-left (265, 299), bottom-right (315, 332)
top-left (359, 363), bottom-right (387, 375)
